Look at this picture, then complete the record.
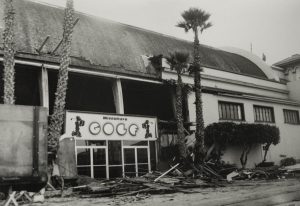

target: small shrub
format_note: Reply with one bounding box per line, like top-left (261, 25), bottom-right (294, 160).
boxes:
top-left (280, 157), bottom-right (296, 167)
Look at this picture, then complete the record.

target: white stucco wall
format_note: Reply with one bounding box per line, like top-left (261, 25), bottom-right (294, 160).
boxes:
top-left (288, 80), bottom-right (300, 102)
top-left (272, 69), bottom-right (285, 81)
top-left (187, 92), bottom-right (300, 167)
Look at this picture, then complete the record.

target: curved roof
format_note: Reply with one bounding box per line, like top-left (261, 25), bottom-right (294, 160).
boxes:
top-left (0, 0), bottom-right (268, 79)
top-left (221, 47), bottom-right (279, 81)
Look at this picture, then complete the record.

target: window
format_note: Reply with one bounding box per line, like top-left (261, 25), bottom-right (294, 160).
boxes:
top-left (218, 101), bottom-right (244, 121)
top-left (283, 109), bottom-right (300, 124)
top-left (254, 105), bottom-right (275, 123)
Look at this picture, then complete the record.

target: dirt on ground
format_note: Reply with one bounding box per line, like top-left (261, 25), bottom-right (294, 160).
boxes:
top-left (22, 177), bottom-right (300, 206)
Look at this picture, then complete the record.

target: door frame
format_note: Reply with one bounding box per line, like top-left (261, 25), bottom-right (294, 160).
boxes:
top-left (122, 144), bottom-right (151, 177)
top-left (75, 144), bottom-right (108, 179)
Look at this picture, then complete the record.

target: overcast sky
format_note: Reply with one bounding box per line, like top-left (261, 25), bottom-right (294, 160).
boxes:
top-left (37, 0), bottom-right (300, 64)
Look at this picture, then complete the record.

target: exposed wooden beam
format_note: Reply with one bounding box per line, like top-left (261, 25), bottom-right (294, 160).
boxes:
top-left (36, 35), bottom-right (50, 54)
top-left (52, 18), bottom-right (80, 54)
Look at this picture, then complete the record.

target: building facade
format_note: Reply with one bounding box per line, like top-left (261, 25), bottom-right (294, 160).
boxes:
top-left (0, 0), bottom-right (300, 178)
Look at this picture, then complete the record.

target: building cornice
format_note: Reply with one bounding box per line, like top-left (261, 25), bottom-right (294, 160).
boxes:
top-left (271, 65), bottom-right (285, 72)
top-left (0, 55), bottom-right (291, 97)
top-left (218, 93), bottom-right (300, 107)
top-left (201, 73), bottom-right (289, 95)
top-left (163, 70), bottom-right (289, 95)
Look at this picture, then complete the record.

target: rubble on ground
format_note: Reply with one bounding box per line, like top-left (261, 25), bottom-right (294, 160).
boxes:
top-left (69, 172), bottom-right (225, 198)
top-left (44, 160), bottom-right (300, 199)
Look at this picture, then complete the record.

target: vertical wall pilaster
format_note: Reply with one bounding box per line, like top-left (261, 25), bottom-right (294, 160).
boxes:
top-left (39, 66), bottom-right (49, 110)
top-left (112, 78), bottom-right (124, 114)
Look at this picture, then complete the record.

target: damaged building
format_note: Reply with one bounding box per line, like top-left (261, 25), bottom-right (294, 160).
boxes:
top-left (0, 0), bottom-right (300, 179)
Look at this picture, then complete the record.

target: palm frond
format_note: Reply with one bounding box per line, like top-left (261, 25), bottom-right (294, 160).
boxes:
top-left (166, 51), bottom-right (190, 73)
top-left (201, 22), bottom-right (212, 33)
top-left (179, 8), bottom-right (212, 32)
top-left (165, 55), bottom-right (175, 70)
top-left (148, 54), bottom-right (163, 71)
top-left (176, 21), bottom-right (190, 32)
top-left (174, 51), bottom-right (190, 64)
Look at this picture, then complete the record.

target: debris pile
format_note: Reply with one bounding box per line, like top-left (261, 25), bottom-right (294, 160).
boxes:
top-left (71, 172), bottom-right (224, 198)
top-left (44, 158), bottom-right (300, 199)
top-left (226, 163), bottom-right (300, 182)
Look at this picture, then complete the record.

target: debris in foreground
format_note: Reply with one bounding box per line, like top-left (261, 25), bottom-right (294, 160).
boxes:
top-left (71, 172), bottom-right (224, 198)
top-left (42, 159), bottom-right (300, 200)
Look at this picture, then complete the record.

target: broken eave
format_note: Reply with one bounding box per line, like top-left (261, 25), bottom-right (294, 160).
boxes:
top-left (0, 51), bottom-right (162, 81)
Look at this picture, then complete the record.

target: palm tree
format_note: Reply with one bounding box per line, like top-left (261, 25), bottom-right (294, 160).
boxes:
top-left (166, 51), bottom-right (190, 158)
top-left (48, 0), bottom-right (75, 154)
top-left (177, 8), bottom-right (212, 161)
top-left (2, 0), bottom-right (16, 104)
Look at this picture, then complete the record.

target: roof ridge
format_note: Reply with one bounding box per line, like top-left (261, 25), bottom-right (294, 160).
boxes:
top-left (1, 0), bottom-right (269, 80)
top-left (25, 0), bottom-right (220, 52)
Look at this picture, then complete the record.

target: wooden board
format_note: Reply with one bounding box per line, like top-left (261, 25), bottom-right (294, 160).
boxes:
top-left (58, 137), bottom-right (77, 178)
top-left (0, 104), bottom-right (48, 177)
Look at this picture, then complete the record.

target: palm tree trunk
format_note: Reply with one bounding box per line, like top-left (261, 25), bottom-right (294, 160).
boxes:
top-left (263, 143), bottom-right (271, 162)
top-left (176, 72), bottom-right (186, 157)
top-left (240, 144), bottom-right (252, 169)
top-left (48, 0), bottom-right (74, 154)
top-left (2, 0), bottom-right (15, 105)
top-left (193, 28), bottom-right (205, 161)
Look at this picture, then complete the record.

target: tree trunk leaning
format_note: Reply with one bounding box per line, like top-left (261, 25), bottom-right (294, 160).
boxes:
top-left (240, 145), bottom-right (252, 169)
top-left (3, 0), bottom-right (15, 105)
top-left (176, 73), bottom-right (186, 157)
top-left (48, 0), bottom-right (74, 154)
top-left (262, 143), bottom-right (271, 162)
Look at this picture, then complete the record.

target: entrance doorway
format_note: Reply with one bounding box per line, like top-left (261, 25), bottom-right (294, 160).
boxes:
top-left (123, 146), bottom-right (150, 177)
top-left (76, 142), bottom-right (108, 179)
top-left (76, 140), bottom-right (155, 179)
top-left (69, 111), bottom-right (158, 179)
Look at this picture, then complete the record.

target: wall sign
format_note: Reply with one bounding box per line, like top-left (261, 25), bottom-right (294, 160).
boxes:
top-left (65, 111), bottom-right (158, 140)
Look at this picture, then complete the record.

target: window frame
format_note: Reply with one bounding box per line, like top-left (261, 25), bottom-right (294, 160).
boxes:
top-left (253, 105), bottom-right (275, 123)
top-left (218, 101), bottom-right (245, 121)
top-left (283, 109), bottom-right (300, 125)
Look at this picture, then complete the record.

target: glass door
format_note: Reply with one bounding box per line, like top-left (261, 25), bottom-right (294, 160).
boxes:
top-left (123, 148), bottom-right (136, 177)
top-left (92, 148), bottom-right (107, 178)
top-left (76, 142), bottom-right (108, 179)
top-left (137, 148), bottom-right (149, 176)
top-left (123, 146), bottom-right (150, 177)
